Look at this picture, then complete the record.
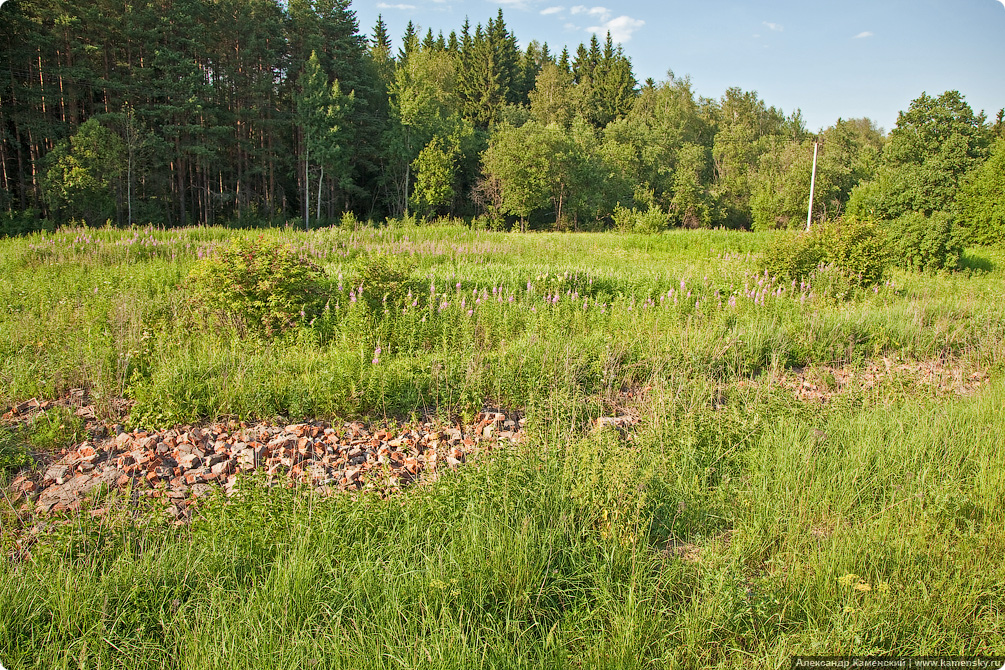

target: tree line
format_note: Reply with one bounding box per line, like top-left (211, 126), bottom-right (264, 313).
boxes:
top-left (2, 0), bottom-right (1003, 235)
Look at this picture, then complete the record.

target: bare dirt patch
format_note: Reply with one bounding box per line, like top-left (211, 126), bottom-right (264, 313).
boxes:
top-left (741, 357), bottom-right (988, 403)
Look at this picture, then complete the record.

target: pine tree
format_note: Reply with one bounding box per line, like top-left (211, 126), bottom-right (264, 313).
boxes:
top-left (399, 21), bottom-right (419, 62)
top-left (371, 15), bottom-right (392, 57)
top-left (422, 29), bottom-right (436, 52)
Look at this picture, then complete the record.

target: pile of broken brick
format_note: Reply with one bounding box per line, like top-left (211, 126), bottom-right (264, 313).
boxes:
top-left (8, 411), bottom-right (523, 520)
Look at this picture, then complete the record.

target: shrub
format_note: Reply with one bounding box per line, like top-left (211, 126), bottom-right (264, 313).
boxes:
top-left (186, 236), bottom-right (326, 335)
top-left (345, 253), bottom-right (415, 311)
top-left (954, 138), bottom-right (1005, 246)
top-left (762, 216), bottom-right (889, 286)
top-left (1, 208), bottom-right (54, 237)
top-left (885, 211), bottom-right (963, 273)
top-left (761, 231), bottom-right (827, 282)
top-left (612, 205), bottom-right (668, 234)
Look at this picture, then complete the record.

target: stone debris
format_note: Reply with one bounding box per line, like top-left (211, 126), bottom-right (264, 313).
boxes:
top-left (593, 415), bottom-right (636, 434)
top-left (735, 358), bottom-right (987, 404)
top-left (8, 410), bottom-right (523, 518)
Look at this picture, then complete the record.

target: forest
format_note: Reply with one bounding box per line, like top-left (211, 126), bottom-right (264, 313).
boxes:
top-left (1, 0), bottom-right (1004, 237)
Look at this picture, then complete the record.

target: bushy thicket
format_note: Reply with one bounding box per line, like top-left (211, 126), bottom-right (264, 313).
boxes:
top-left (612, 206), bottom-right (669, 234)
top-left (955, 138), bottom-right (1005, 246)
top-left (762, 217), bottom-right (890, 286)
top-left (884, 211), bottom-right (963, 273)
top-left (186, 237), bottom-right (327, 335)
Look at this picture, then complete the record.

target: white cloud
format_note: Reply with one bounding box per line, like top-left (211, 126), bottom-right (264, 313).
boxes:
top-left (376, 2), bottom-right (416, 9)
top-left (587, 15), bottom-right (645, 42)
top-left (541, 6), bottom-right (565, 15)
top-left (852, 31), bottom-right (874, 39)
top-left (571, 5), bottom-right (611, 20)
top-left (762, 21), bottom-right (783, 32)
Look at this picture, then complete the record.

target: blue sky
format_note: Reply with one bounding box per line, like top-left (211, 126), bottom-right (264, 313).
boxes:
top-left (351, 0), bottom-right (1005, 133)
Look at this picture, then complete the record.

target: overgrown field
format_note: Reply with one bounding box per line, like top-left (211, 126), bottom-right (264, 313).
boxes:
top-left (2, 224), bottom-right (1004, 668)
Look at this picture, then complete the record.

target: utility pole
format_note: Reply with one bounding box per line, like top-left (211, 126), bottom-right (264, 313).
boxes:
top-left (806, 141), bottom-right (818, 231)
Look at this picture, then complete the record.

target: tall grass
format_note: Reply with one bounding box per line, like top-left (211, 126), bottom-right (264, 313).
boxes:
top-left (1, 224), bottom-right (1003, 668)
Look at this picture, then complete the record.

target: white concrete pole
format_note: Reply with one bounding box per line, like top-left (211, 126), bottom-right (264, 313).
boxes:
top-left (806, 141), bottom-right (818, 231)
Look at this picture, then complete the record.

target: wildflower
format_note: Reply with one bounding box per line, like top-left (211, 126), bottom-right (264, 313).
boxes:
top-left (372, 345), bottom-right (381, 365)
top-left (467, 310), bottom-right (473, 317)
top-left (838, 574), bottom-right (860, 587)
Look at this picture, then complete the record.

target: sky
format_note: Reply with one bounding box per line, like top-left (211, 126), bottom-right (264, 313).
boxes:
top-left (351, 0), bottom-right (1005, 133)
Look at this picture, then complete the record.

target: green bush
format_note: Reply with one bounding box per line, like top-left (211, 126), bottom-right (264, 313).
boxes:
top-left (885, 211), bottom-right (963, 273)
top-left (761, 230), bottom-right (828, 281)
top-left (186, 236), bottom-right (326, 335)
top-left (612, 205), bottom-right (668, 234)
top-left (762, 216), bottom-right (889, 286)
top-left (1, 208), bottom-right (54, 237)
top-left (955, 138), bottom-right (1005, 246)
top-left (345, 253), bottom-right (415, 312)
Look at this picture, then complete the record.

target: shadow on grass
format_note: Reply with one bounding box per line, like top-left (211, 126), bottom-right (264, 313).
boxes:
top-left (960, 251), bottom-right (994, 274)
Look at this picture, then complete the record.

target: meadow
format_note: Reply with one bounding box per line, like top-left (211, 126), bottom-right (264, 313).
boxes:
top-left (1, 222), bottom-right (1004, 668)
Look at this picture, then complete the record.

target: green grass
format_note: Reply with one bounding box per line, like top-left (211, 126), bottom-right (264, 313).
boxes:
top-left (1, 223), bottom-right (1004, 668)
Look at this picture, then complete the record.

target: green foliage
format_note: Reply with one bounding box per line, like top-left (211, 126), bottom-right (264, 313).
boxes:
top-left (345, 253), bottom-right (416, 310)
top-left (763, 217), bottom-right (890, 285)
top-left (297, 51), bottom-right (354, 229)
top-left (482, 119), bottom-right (612, 230)
top-left (186, 236), bottom-right (326, 335)
top-left (41, 119), bottom-right (124, 226)
top-left (0, 208), bottom-right (54, 237)
top-left (820, 217), bottom-right (890, 285)
top-left (669, 143), bottom-right (713, 228)
top-left (955, 138), bottom-right (1005, 246)
top-left (528, 63), bottom-right (579, 127)
top-left (0, 428), bottom-right (31, 478)
top-left (849, 91), bottom-right (991, 220)
top-left (885, 211), bottom-right (963, 273)
top-left (612, 205), bottom-right (668, 234)
top-left (25, 407), bottom-right (86, 452)
top-left (761, 229), bottom-right (828, 281)
top-left (711, 87), bottom-right (802, 229)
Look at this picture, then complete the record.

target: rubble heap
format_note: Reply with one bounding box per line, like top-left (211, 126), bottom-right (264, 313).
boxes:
top-left (8, 411), bottom-right (522, 519)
